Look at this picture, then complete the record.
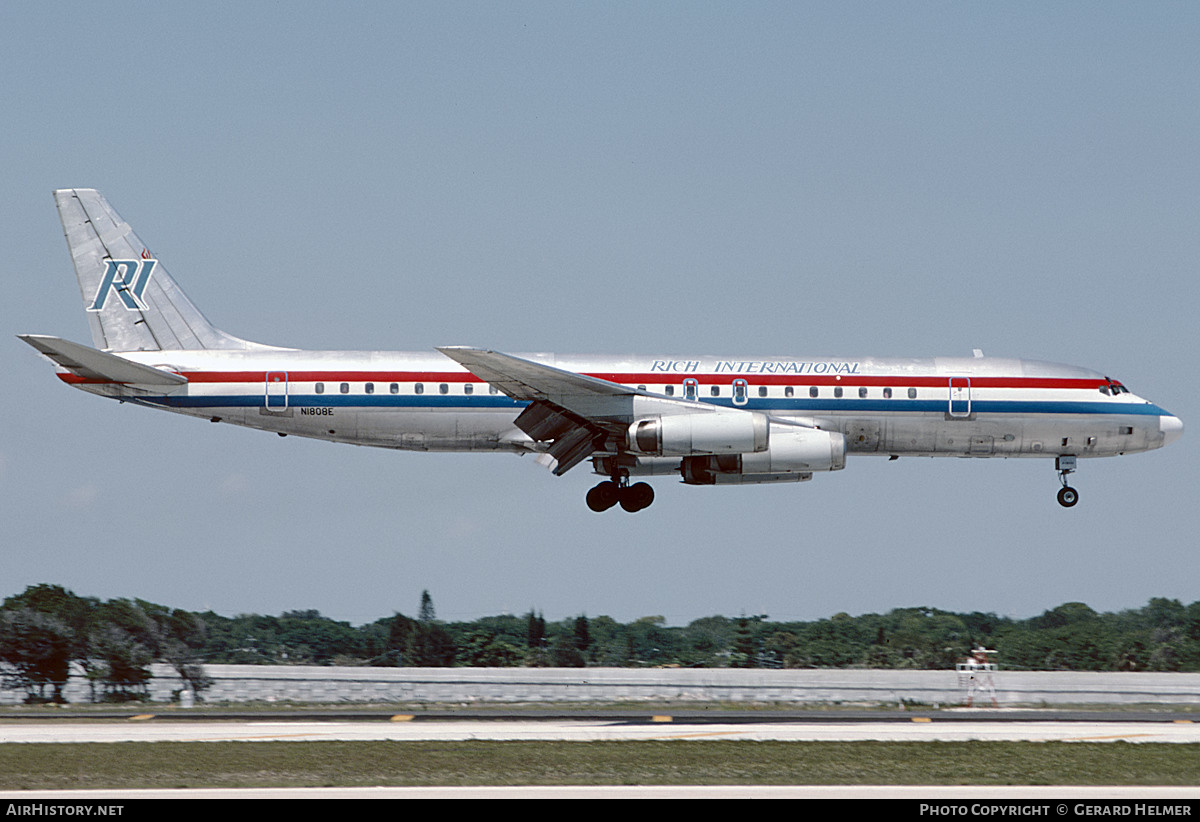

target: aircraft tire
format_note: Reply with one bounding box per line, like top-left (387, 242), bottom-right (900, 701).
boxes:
top-left (1057, 486), bottom-right (1079, 507)
top-left (587, 481), bottom-right (621, 512)
top-left (619, 482), bottom-right (655, 513)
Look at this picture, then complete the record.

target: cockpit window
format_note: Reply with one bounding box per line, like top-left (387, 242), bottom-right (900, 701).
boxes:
top-left (1101, 378), bottom-right (1130, 396)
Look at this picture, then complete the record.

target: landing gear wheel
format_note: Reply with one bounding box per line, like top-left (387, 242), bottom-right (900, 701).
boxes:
top-left (1057, 486), bottom-right (1079, 508)
top-left (586, 480), bottom-right (621, 512)
top-left (1054, 456), bottom-right (1079, 508)
top-left (618, 482), bottom-right (655, 513)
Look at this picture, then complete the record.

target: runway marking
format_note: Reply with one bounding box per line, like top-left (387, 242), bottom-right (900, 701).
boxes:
top-left (650, 731), bottom-right (751, 740)
top-left (182, 733), bottom-right (328, 741)
top-left (10, 718), bottom-right (1200, 745)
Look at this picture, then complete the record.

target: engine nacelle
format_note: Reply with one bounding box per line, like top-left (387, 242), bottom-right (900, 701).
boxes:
top-left (592, 454), bottom-right (682, 478)
top-left (680, 424), bottom-right (846, 485)
top-left (627, 411), bottom-right (769, 456)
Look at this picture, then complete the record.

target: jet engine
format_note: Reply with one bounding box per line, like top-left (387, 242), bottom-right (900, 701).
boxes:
top-left (680, 423), bottom-right (846, 485)
top-left (627, 411), bottom-right (769, 456)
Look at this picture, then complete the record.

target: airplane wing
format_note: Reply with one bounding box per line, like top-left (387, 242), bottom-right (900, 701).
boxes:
top-left (18, 334), bottom-right (188, 386)
top-left (435, 346), bottom-right (650, 403)
top-left (437, 346), bottom-right (633, 474)
top-left (437, 346), bottom-right (744, 475)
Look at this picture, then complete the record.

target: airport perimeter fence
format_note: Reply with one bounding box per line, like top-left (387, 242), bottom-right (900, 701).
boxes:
top-left (3, 665), bottom-right (1200, 707)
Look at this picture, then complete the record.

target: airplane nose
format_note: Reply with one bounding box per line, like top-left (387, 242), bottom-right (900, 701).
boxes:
top-left (1160, 414), bottom-right (1184, 447)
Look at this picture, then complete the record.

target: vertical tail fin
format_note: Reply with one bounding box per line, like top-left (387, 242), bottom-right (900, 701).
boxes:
top-left (55, 188), bottom-right (267, 352)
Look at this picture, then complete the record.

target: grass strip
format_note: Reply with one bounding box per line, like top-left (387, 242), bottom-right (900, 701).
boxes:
top-left (0, 741), bottom-right (1197, 789)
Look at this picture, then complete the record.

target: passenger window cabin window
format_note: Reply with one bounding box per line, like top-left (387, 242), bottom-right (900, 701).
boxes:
top-left (834, 386), bottom-right (843, 398)
top-left (809, 386), bottom-right (819, 398)
top-left (390, 383), bottom-right (399, 394)
top-left (758, 386), bottom-right (768, 398)
top-left (315, 382), bottom-right (324, 394)
top-left (439, 383), bottom-right (448, 394)
top-left (638, 385), bottom-right (646, 391)
top-left (665, 385), bottom-right (674, 396)
top-left (340, 383), bottom-right (349, 394)
top-left (907, 388), bottom-right (917, 399)
top-left (710, 385), bottom-right (720, 397)
top-left (784, 386), bottom-right (794, 398)
top-left (883, 387), bottom-right (892, 399)
top-left (858, 387), bottom-right (867, 398)
top-left (415, 383), bottom-right (424, 394)
top-left (464, 383), bottom-right (473, 395)
top-left (365, 382), bottom-right (374, 394)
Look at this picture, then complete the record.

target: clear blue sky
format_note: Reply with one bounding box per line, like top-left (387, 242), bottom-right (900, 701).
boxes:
top-left (3, 2), bottom-right (1196, 626)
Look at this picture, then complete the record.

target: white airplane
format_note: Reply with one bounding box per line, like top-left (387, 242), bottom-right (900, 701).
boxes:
top-left (22, 189), bottom-right (1183, 513)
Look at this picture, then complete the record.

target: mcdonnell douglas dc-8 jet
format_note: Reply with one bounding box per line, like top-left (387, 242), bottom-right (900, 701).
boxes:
top-left (21, 190), bottom-right (1183, 512)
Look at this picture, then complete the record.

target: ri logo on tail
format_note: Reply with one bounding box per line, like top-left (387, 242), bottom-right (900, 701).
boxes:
top-left (87, 251), bottom-right (157, 311)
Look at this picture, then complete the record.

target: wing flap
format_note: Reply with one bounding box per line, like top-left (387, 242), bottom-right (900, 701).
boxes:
top-left (513, 402), bottom-right (583, 441)
top-left (513, 401), bottom-right (610, 474)
top-left (546, 426), bottom-right (606, 476)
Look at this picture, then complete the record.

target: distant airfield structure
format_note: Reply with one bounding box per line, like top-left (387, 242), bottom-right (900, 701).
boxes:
top-left (956, 647), bottom-right (999, 708)
top-left (3, 664), bottom-right (1199, 707)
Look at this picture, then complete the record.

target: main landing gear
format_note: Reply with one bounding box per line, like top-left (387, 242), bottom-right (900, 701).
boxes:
top-left (586, 477), bottom-right (655, 513)
top-left (1056, 456), bottom-right (1079, 508)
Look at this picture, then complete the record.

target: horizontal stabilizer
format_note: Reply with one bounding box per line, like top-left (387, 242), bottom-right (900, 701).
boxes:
top-left (17, 334), bottom-right (187, 385)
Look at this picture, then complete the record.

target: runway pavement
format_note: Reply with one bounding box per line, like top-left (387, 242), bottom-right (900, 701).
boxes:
top-left (3, 713), bottom-right (1198, 799)
top-left (2, 712), bottom-right (1199, 744)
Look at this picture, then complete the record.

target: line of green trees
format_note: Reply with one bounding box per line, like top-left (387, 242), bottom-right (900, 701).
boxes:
top-left (0, 584), bottom-right (209, 703)
top-left (199, 595), bottom-right (1200, 672)
top-left (3, 584), bottom-right (1199, 703)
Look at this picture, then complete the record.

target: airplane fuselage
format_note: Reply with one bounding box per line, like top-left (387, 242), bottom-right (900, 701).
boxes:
top-left (64, 348), bottom-right (1176, 463)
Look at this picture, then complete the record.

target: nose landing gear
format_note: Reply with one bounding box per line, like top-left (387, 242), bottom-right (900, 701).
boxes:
top-left (1056, 456), bottom-right (1079, 508)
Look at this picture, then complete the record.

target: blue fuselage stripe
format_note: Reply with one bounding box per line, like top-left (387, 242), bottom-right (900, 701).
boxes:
top-left (141, 394), bottom-right (1170, 417)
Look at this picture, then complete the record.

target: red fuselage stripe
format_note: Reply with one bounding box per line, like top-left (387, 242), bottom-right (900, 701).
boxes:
top-left (57, 370), bottom-right (1110, 390)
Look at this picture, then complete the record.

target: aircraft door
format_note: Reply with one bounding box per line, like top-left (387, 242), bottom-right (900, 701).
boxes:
top-left (948, 377), bottom-right (970, 418)
top-left (265, 371), bottom-right (288, 409)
